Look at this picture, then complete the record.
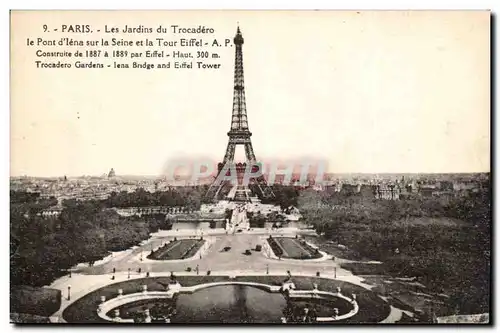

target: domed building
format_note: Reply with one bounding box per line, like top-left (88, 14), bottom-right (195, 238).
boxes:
top-left (108, 168), bottom-right (116, 178)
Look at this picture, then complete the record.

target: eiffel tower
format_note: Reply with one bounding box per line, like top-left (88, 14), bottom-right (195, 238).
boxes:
top-left (206, 26), bottom-right (274, 202)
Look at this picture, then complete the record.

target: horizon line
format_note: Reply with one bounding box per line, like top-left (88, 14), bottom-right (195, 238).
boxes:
top-left (10, 171), bottom-right (491, 179)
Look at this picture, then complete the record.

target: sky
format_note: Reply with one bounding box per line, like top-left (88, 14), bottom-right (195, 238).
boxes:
top-left (10, 10), bottom-right (490, 177)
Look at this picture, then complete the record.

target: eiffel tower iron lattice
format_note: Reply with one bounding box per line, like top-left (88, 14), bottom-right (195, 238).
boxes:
top-left (206, 27), bottom-right (274, 201)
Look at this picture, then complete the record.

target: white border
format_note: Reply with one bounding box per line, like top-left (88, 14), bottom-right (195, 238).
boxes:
top-left (3, 1), bottom-right (497, 333)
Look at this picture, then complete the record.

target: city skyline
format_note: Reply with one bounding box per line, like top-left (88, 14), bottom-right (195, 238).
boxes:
top-left (11, 11), bottom-right (490, 177)
top-left (9, 170), bottom-right (490, 180)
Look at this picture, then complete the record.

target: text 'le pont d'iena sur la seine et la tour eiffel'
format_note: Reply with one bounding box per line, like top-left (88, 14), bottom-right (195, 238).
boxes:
top-left (26, 24), bottom-right (231, 70)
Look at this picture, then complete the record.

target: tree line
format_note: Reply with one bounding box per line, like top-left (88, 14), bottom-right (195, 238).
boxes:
top-left (104, 187), bottom-right (204, 210)
top-left (298, 187), bottom-right (490, 315)
top-left (10, 188), bottom-right (209, 287)
top-left (252, 184), bottom-right (300, 209)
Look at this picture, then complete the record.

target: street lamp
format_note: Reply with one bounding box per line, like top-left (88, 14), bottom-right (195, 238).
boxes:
top-left (67, 285), bottom-right (71, 301)
top-left (128, 268), bottom-right (131, 279)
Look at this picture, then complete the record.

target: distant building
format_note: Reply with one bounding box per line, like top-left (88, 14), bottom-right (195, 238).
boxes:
top-left (325, 182), bottom-right (342, 192)
top-left (375, 184), bottom-right (400, 200)
top-left (38, 206), bottom-right (63, 218)
top-left (419, 185), bottom-right (435, 197)
top-left (108, 168), bottom-right (116, 178)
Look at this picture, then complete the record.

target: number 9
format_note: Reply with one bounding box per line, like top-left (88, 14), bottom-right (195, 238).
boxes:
top-left (43, 24), bottom-right (48, 32)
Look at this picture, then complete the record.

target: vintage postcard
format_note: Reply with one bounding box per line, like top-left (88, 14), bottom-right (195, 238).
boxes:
top-left (10, 10), bottom-right (490, 324)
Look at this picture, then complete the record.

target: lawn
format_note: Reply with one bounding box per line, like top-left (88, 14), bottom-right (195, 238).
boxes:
top-left (303, 236), bottom-right (369, 261)
top-left (339, 262), bottom-right (388, 275)
top-left (10, 286), bottom-right (61, 317)
top-left (267, 237), bottom-right (322, 260)
top-left (147, 239), bottom-right (205, 260)
top-left (62, 275), bottom-right (391, 323)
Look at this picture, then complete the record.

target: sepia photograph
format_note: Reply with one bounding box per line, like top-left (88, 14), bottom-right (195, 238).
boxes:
top-left (9, 10), bottom-right (491, 324)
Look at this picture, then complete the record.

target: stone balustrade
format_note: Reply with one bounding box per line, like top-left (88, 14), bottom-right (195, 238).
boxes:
top-left (95, 281), bottom-right (359, 323)
top-left (96, 291), bottom-right (176, 322)
top-left (288, 289), bottom-right (359, 321)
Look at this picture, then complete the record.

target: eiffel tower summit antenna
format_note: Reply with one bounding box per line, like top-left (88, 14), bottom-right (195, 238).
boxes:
top-left (206, 26), bottom-right (274, 202)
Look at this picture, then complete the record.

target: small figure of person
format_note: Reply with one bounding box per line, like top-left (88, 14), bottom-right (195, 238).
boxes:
top-left (144, 310), bottom-right (152, 323)
top-left (309, 306), bottom-right (318, 323)
top-left (302, 305), bottom-right (311, 323)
